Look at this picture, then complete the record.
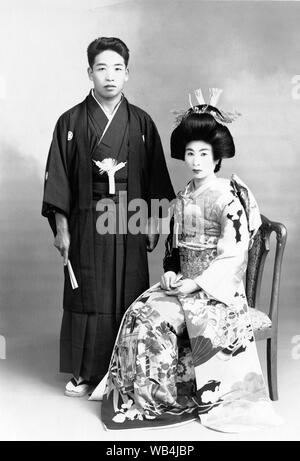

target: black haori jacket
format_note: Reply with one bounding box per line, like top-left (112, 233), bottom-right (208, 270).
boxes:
top-left (42, 95), bottom-right (175, 314)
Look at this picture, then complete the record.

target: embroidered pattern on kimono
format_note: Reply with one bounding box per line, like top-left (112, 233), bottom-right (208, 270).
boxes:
top-left (96, 176), bottom-right (283, 432)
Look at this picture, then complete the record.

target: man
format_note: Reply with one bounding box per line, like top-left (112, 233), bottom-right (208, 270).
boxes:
top-left (42, 37), bottom-right (175, 396)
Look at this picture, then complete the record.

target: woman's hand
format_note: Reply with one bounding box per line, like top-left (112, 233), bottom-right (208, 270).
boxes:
top-left (165, 278), bottom-right (199, 296)
top-left (160, 271), bottom-right (180, 291)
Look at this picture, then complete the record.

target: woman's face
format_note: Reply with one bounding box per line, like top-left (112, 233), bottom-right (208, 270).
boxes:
top-left (184, 140), bottom-right (217, 180)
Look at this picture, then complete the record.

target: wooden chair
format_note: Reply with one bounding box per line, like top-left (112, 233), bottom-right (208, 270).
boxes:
top-left (246, 214), bottom-right (287, 401)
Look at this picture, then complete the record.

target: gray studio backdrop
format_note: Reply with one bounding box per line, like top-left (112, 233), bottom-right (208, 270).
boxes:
top-left (0, 0), bottom-right (299, 372)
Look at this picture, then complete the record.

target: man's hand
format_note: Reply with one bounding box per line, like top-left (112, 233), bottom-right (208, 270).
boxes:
top-left (54, 213), bottom-right (70, 266)
top-left (165, 278), bottom-right (199, 297)
top-left (146, 232), bottom-right (159, 252)
top-left (146, 216), bottom-right (159, 252)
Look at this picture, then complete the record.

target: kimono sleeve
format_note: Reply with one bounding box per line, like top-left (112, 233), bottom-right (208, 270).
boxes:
top-left (163, 215), bottom-right (180, 274)
top-left (194, 195), bottom-right (250, 306)
top-left (41, 115), bottom-right (71, 235)
top-left (145, 118), bottom-right (175, 208)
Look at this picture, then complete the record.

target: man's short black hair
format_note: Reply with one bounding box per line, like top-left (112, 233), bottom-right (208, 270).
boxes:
top-left (87, 37), bottom-right (129, 68)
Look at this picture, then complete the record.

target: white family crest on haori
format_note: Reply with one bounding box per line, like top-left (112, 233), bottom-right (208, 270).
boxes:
top-left (93, 158), bottom-right (127, 194)
top-left (67, 130), bottom-right (73, 141)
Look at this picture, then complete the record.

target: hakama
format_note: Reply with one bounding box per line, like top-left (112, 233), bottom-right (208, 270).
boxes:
top-left (42, 92), bottom-right (175, 381)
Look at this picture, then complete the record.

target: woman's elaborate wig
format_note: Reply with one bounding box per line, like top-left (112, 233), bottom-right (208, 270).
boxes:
top-left (170, 88), bottom-right (240, 163)
top-left (170, 107), bottom-right (235, 161)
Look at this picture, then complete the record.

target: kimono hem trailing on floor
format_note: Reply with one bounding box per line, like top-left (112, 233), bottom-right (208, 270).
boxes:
top-left (96, 175), bottom-right (283, 432)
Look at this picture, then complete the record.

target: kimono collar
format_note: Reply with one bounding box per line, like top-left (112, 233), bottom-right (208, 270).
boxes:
top-left (178, 173), bottom-right (262, 244)
top-left (91, 89), bottom-right (124, 121)
top-left (180, 175), bottom-right (218, 201)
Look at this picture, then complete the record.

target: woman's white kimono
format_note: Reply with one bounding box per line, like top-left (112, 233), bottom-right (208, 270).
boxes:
top-left (92, 175), bottom-right (283, 432)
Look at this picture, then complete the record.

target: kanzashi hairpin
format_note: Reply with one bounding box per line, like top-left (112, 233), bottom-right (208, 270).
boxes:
top-left (171, 88), bottom-right (241, 127)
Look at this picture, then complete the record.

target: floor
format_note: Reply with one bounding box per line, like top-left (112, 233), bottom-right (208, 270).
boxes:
top-left (0, 314), bottom-right (299, 441)
top-left (0, 178), bottom-right (299, 440)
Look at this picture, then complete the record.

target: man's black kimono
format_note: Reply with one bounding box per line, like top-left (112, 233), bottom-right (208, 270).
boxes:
top-left (42, 92), bottom-right (175, 382)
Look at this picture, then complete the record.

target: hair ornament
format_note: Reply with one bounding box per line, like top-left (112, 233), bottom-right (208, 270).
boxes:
top-left (208, 87), bottom-right (223, 107)
top-left (171, 88), bottom-right (241, 127)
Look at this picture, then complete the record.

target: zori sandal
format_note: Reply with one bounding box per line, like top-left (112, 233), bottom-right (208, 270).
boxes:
top-left (64, 377), bottom-right (93, 397)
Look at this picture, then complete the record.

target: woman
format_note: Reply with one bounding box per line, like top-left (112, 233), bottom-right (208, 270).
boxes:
top-left (93, 89), bottom-right (282, 432)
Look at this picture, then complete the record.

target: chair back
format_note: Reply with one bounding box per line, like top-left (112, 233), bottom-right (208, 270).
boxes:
top-left (245, 215), bottom-right (287, 321)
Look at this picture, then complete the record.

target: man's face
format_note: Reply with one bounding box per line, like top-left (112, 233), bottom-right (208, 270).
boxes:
top-left (88, 49), bottom-right (129, 100)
